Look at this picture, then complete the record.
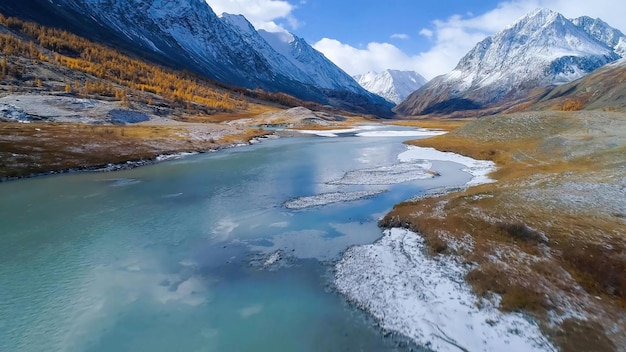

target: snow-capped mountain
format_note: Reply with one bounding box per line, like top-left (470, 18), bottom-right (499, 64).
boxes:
top-left (354, 70), bottom-right (427, 104)
top-left (572, 16), bottom-right (626, 57)
top-left (258, 30), bottom-right (364, 93)
top-left (535, 57), bottom-right (626, 111)
top-left (396, 8), bottom-right (624, 116)
top-left (221, 14), bottom-right (364, 93)
top-left (0, 0), bottom-right (391, 115)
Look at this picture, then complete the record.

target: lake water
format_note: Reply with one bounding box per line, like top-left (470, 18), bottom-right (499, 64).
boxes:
top-left (0, 126), bottom-right (472, 351)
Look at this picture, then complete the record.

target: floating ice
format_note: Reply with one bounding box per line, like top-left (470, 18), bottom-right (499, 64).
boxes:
top-left (355, 130), bottom-right (447, 137)
top-left (336, 228), bottom-right (556, 352)
top-left (295, 124), bottom-right (383, 137)
top-left (329, 160), bottom-right (435, 185)
top-left (295, 128), bottom-right (362, 137)
top-left (398, 146), bottom-right (496, 186)
top-left (284, 190), bottom-right (386, 210)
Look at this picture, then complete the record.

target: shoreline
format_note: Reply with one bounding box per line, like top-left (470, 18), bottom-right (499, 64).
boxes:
top-left (375, 111), bottom-right (626, 351)
top-left (0, 132), bottom-right (276, 182)
top-left (0, 120), bottom-right (455, 183)
top-left (335, 228), bottom-right (556, 352)
top-left (328, 143), bottom-right (555, 352)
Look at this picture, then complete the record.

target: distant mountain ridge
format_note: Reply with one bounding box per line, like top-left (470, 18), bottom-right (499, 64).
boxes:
top-left (354, 70), bottom-right (427, 105)
top-left (395, 8), bottom-right (626, 116)
top-left (0, 0), bottom-right (392, 115)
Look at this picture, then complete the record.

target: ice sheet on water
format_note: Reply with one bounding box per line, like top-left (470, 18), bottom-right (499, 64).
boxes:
top-left (295, 128), bottom-right (362, 137)
top-left (355, 130), bottom-right (447, 137)
top-left (329, 160), bottom-right (434, 185)
top-left (283, 190), bottom-right (386, 210)
top-left (295, 124), bottom-right (383, 137)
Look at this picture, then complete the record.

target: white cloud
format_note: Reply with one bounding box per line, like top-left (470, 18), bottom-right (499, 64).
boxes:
top-left (205, 0), bottom-right (298, 32)
top-left (313, 39), bottom-right (416, 76)
top-left (391, 33), bottom-right (410, 40)
top-left (419, 29), bottom-right (433, 38)
top-left (314, 0), bottom-right (626, 79)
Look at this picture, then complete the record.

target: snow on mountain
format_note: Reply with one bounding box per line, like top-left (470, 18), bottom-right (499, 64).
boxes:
top-left (258, 30), bottom-right (364, 93)
top-left (396, 8), bottom-right (622, 116)
top-left (56, 0), bottom-right (276, 85)
top-left (354, 70), bottom-right (427, 104)
top-left (220, 14), bottom-right (363, 93)
top-left (35, 0), bottom-right (390, 114)
top-left (572, 16), bottom-right (626, 57)
top-left (219, 14), bottom-right (305, 83)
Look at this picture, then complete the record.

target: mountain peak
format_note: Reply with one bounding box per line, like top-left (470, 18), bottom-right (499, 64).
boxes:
top-left (524, 7), bottom-right (559, 21)
top-left (354, 70), bottom-right (427, 105)
top-left (396, 8), bottom-right (623, 116)
top-left (506, 7), bottom-right (569, 34)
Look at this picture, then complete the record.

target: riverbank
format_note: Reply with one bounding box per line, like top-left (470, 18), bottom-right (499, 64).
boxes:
top-left (375, 111), bottom-right (626, 351)
top-left (0, 93), bottom-right (376, 180)
top-left (0, 121), bottom-right (273, 181)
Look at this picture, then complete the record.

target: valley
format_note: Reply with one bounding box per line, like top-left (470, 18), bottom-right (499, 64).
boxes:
top-left (1, 2), bottom-right (626, 352)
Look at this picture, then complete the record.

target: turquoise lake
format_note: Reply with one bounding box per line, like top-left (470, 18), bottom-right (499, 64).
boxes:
top-left (0, 127), bottom-right (472, 351)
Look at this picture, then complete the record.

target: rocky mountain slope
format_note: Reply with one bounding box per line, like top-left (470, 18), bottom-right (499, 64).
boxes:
top-left (395, 8), bottom-right (625, 117)
top-left (532, 58), bottom-right (626, 111)
top-left (354, 70), bottom-right (427, 105)
top-left (0, 0), bottom-right (392, 115)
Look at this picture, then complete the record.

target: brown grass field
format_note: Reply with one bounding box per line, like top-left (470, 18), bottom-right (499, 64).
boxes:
top-left (0, 121), bottom-right (271, 179)
top-left (382, 111), bottom-right (626, 351)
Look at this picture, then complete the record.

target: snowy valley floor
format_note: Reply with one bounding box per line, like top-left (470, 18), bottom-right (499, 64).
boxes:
top-left (377, 111), bottom-right (626, 351)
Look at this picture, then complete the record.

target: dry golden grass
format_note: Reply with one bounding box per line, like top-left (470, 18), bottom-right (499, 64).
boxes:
top-left (386, 118), bottom-right (469, 131)
top-left (288, 116), bottom-right (373, 131)
top-left (0, 121), bottom-right (269, 179)
top-left (382, 112), bottom-right (626, 351)
top-left (178, 105), bottom-right (281, 123)
top-left (216, 128), bottom-right (271, 144)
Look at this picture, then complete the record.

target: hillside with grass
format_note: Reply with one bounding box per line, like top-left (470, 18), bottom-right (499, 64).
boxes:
top-left (530, 58), bottom-right (626, 113)
top-left (0, 14), bottom-right (370, 179)
top-left (385, 111), bottom-right (626, 351)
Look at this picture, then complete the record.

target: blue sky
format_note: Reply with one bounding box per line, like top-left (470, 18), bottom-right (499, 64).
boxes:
top-left (291, 0), bottom-right (500, 55)
top-left (206, 0), bottom-right (626, 79)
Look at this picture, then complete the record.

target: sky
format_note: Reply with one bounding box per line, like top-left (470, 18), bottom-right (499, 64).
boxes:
top-left (205, 0), bottom-right (626, 79)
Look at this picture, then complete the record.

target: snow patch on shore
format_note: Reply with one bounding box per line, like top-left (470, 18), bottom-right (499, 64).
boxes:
top-left (399, 146), bottom-right (496, 186)
top-left (284, 190), bottom-right (385, 210)
top-left (336, 228), bottom-right (556, 352)
top-left (0, 103), bottom-right (33, 122)
top-left (155, 152), bottom-right (199, 162)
